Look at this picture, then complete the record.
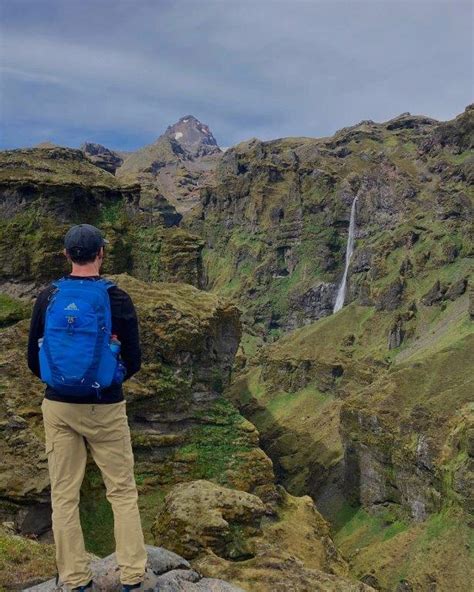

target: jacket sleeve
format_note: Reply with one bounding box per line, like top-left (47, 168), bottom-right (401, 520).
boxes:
top-left (114, 292), bottom-right (142, 381)
top-left (27, 294), bottom-right (46, 379)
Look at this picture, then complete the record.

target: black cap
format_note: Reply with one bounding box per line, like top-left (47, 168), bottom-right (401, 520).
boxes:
top-left (64, 224), bottom-right (108, 258)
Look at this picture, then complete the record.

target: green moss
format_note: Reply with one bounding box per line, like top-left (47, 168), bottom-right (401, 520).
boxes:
top-left (210, 368), bottom-right (225, 394)
top-left (80, 464), bottom-right (167, 555)
top-left (0, 147), bottom-right (121, 187)
top-left (330, 500), bottom-right (359, 532)
top-left (240, 366), bottom-right (266, 405)
top-left (79, 466), bottom-right (115, 556)
top-left (127, 226), bottom-right (164, 282)
top-left (179, 399), bottom-right (253, 482)
top-left (138, 486), bottom-right (166, 544)
top-left (129, 364), bottom-right (194, 420)
top-left (266, 387), bottom-right (333, 416)
top-left (0, 294), bottom-right (30, 327)
top-left (394, 509), bottom-right (473, 589)
top-left (239, 331), bottom-right (264, 360)
top-left (98, 201), bottom-right (127, 225)
top-left (450, 150), bottom-right (473, 164)
top-left (334, 505), bottom-right (408, 548)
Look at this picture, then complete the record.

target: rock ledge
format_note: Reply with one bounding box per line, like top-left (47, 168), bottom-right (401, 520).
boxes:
top-left (24, 545), bottom-right (246, 592)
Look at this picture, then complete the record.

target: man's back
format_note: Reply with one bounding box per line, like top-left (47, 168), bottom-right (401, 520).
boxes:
top-left (28, 274), bottom-right (141, 404)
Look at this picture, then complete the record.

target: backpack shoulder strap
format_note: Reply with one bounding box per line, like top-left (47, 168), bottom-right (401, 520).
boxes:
top-left (95, 277), bottom-right (116, 291)
top-left (91, 279), bottom-right (115, 332)
top-left (51, 278), bottom-right (66, 289)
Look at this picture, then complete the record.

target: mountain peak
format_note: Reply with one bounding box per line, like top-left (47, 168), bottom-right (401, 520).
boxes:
top-left (164, 115), bottom-right (220, 157)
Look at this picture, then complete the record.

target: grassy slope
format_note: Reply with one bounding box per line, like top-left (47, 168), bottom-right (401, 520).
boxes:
top-left (333, 506), bottom-right (473, 592)
top-left (0, 294), bottom-right (30, 327)
top-left (229, 250), bottom-right (473, 589)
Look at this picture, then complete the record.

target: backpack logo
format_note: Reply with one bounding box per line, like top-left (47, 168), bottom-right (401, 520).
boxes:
top-left (64, 302), bottom-right (79, 311)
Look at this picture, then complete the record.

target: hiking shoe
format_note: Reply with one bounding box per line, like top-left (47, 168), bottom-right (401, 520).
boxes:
top-left (72, 581), bottom-right (93, 592)
top-left (122, 584), bottom-right (143, 592)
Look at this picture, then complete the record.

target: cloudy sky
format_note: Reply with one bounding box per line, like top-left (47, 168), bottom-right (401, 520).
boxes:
top-left (1, 0), bottom-right (472, 150)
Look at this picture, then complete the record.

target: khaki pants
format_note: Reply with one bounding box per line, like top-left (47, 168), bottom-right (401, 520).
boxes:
top-left (41, 398), bottom-right (147, 589)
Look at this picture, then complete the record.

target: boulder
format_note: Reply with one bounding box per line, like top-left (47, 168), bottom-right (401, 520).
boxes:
top-left (153, 480), bottom-right (266, 560)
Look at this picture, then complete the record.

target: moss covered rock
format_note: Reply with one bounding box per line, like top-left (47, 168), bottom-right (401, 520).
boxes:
top-left (153, 479), bottom-right (267, 560)
top-left (0, 274), bottom-right (275, 556)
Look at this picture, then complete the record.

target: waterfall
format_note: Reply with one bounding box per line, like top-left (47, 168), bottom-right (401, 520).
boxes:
top-left (333, 196), bottom-right (358, 313)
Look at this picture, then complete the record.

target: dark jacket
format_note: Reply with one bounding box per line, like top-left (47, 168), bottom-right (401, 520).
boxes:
top-left (27, 275), bottom-right (141, 404)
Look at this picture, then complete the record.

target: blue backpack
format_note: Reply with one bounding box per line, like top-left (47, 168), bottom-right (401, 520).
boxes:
top-left (39, 277), bottom-right (125, 397)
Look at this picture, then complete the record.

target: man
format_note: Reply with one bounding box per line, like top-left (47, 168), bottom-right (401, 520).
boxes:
top-left (27, 224), bottom-right (147, 592)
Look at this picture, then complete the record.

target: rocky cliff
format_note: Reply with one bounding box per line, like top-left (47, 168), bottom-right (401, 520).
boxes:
top-left (184, 106), bottom-right (473, 341)
top-left (0, 147), bottom-right (200, 291)
top-left (229, 292), bottom-right (473, 590)
top-left (218, 107), bottom-right (474, 590)
top-left (0, 274), bottom-right (251, 536)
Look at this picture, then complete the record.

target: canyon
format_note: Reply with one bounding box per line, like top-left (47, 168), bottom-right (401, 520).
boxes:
top-left (0, 106), bottom-right (472, 591)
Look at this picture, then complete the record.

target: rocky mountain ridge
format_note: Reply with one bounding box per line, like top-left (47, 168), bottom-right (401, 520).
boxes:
top-left (81, 142), bottom-right (124, 174)
top-left (30, 115), bottom-right (223, 214)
